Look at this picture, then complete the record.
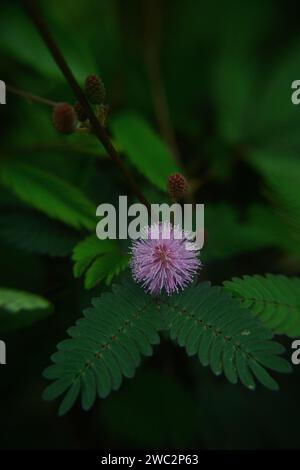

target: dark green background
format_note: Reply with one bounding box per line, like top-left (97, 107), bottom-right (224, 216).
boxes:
top-left (0, 0), bottom-right (300, 449)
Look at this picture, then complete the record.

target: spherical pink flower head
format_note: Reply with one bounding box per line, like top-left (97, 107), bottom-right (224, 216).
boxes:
top-left (130, 222), bottom-right (201, 295)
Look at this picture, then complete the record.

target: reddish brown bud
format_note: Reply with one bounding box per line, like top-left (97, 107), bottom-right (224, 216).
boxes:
top-left (168, 173), bottom-right (189, 199)
top-left (84, 74), bottom-right (106, 104)
top-left (53, 103), bottom-right (77, 134)
top-left (74, 101), bottom-right (88, 122)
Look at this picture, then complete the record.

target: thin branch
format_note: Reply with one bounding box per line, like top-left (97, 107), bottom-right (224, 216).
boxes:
top-left (7, 84), bottom-right (59, 107)
top-left (22, 0), bottom-right (150, 211)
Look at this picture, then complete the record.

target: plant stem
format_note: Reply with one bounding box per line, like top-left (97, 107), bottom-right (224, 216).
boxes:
top-left (7, 84), bottom-right (59, 107)
top-left (22, 0), bottom-right (150, 211)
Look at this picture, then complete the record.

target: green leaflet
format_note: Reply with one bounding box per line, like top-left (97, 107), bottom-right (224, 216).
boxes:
top-left (0, 160), bottom-right (96, 230)
top-left (43, 278), bottom-right (162, 415)
top-left (159, 282), bottom-right (291, 390)
top-left (224, 274), bottom-right (300, 337)
top-left (111, 112), bottom-right (179, 192)
top-left (72, 235), bottom-right (130, 288)
top-left (0, 287), bottom-right (52, 331)
top-left (0, 211), bottom-right (80, 257)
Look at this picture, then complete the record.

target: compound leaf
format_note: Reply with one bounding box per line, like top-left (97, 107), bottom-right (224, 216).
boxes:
top-left (72, 235), bottom-right (129, 288)
top-left (224, 274), bottom-right (300, 337)
top-left (160, 282), bottom-right (291, 390)
top-left (43, 277), bottom-right (162, 414)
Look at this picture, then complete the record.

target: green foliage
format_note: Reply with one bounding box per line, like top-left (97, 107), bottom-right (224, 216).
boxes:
top-left (160, 282), bottom-right (290, 391)
top-left (0, 211), bottom-right (80, 257)
top-left (0, 160), bottom-right (96, 230)
top-left (0, 287), bottom-right (52, 331)
top-left (72, 235), bottom-right (129, 288)
top-left (212, 57), bottom-right (256, 145)
top-left (203, 204), bottom-right (277, 261)
top-left (0, 4), bottom-right (97, 82)
top-left (44, 276), bottom-right (291, 414)
top-left (201, 204), bottom-right (265, 261)
top-left (43, 278), bottom-right (162, 415)
top-left (224, 274), bottom-right (300, 337)
top-left (204, 203), bottom-right (300, 261)
top-left (111, 112), bottom-right (179, 191)
top-left (251, 151), bottom-right (300, 213)
top-left (1, 0), bottom-right (300, 448)
top-left (248, 41), bottom-right (300, 144)
top-left (250, 151), bottom-right (300, 256)
top-left (59, 133), bottom-right (107, 159)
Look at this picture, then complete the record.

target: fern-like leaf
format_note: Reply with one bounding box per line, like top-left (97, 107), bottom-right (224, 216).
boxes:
top-left (160, 282), bottom-right (290, 390)
top-left (43, 278), bottom-right (162, 415)
top-left (72, 235), bottom-right (129, 288)
top-left (224, 274), bottom-right (300, 337)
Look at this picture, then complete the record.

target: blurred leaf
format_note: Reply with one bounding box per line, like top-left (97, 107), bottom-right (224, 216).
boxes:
top-left (111, 112), bottom-right (179, 191)
top-left (47, 0), bottom-right (122, 81)
top-left (0, 287), bottom-right (52, 331)
top-left (248, 40), bottom-right (300, 143)
top-left (212, 57), bottom-right (257, 144)
top-left (224, 274), bottom-right (300, 337)
top-left (193, 0), bottom-right (276, 56)
top-left (54, 133), bottom-right (107, 159)
top-left (72, 235), bottom-right (129, 288)
top-left (0, 210), bottom-right (80, 257)
top-left (164, 0), bottom-right (275, 135)
top-left (0, 4), bottom-right (97, 82)
top-left (204, 140), bottom-right (235, 181)
top-left (250, 150), bottom-right (300, 256)
top-left (203, 204), bottom-right (275, 262)
top-left (0, 6), bottom-right (59, 80)
top-left (247, 204), bottom-right (300, 261)
top-left (0, 160), bottom-right (96, 230)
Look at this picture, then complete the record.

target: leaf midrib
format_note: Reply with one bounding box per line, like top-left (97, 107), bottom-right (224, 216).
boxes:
top-left (72, 301), bottom-right (151, 383)
top-left (161, 299), bottom-right (254, 359)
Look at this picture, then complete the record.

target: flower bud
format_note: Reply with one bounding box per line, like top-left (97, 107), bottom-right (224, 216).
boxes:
top-left (168, 173), bottom-right (189, 199)
top-left (84, 74), bottom-right (106, 104)
top-left (53, 103), bottom-right (77, 134)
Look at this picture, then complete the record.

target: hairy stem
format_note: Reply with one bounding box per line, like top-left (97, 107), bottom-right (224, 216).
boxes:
top-left (22, 0), bottom-right (150, 210)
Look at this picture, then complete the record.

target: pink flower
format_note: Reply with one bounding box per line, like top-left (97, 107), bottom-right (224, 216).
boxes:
top-left (130, 222), bottom-right (201, 295)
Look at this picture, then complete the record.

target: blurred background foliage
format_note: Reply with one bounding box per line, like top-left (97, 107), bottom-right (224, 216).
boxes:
top-left (0, 0), bottom-right (300, 449)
